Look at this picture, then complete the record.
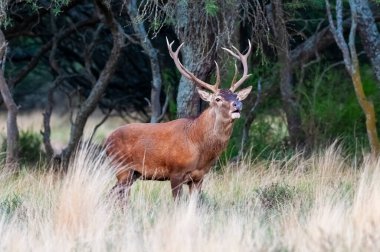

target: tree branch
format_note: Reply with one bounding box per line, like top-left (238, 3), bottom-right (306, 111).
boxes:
top-left (60, 0), bottom-right (125, 167)
top-left (8, 17), bottom-right (99, 88)
top-left (127, 0), bottom-right (163, 123)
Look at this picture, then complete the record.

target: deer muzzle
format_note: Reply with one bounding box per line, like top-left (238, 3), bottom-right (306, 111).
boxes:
top-left (231, 101), bottom-right (242, 119)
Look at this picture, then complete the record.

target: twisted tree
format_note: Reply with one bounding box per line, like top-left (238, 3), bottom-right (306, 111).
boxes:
top-left (0, 29), bottom-right (19, 169)
top-left (326, 0), bottom-right (380, 155)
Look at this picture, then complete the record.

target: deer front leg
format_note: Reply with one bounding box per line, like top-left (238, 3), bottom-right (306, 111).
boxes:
top-left (170, 175), bottom-right (184, 200)
top-left (188, 179), bottom-right (203, 195)
top-left (186, 169), bottom-right (205, 196)
top-left (111, 169), bottom-right (140, 202)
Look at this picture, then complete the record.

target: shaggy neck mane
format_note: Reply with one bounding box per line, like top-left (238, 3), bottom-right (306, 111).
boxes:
top-left (187, 107), bottom-right (234, 154)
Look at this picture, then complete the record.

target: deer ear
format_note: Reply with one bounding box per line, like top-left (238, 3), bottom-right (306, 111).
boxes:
top-left (197, 88), bottom-right (213, 102)
top-left (236, 86), bottom-right (252, 101)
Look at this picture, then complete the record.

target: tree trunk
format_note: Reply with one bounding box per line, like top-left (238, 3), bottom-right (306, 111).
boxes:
top-left (0, 30), bottom-right (19, 169)
top-left (127, 0), bottom-right (163, 123)
top-left (174, 1), bottom-right (216, 118)
top-left (176, 45), bottom-right (215, 118)
top-left (60, 0), bottom-right (125, 167)
top-left (326, 0), bottom-right (380, 155)
top-left (271, 0), bottom-right (306, 148)
top-left (351, 67), bottom-right (380, 154)
top-left (352, 0), bottom-right (380, 87)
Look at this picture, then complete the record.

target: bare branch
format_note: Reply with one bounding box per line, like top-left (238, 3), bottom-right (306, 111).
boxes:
top-left (89, 108), bottom-right (113, 144)
top-left (156, 87), bottom-right (171, 122)
top-left (60, 0), bottom-right (125, 167)
top-left (238, 79), bottom-right (262, 159)
top-left (348, 0), bottom-right (359, 71)
top-left (84, 24), bottom-right (104, 85)
top-left (326, 0), bottom-right (352, 74)
top-left (8, 17), bottom-right (100, 88)
top-left (42, 74), bottom-right (78, 160)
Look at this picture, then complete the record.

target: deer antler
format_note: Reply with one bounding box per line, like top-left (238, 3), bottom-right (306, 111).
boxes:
top-left (222, 41), bottom-right (252, 92)
top-left (166, 38), bottom-right (220, 93)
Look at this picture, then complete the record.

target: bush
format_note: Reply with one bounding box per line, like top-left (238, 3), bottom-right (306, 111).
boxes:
top-left (256, 183), bottom-right (296, 210)
top-left (19, 130), bottom-right (45, 164)
top-left (1, 130), bottom-right (45, 165)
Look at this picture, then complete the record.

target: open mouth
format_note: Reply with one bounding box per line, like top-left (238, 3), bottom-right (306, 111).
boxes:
top-left (231, 110), bottom-right (241, 119)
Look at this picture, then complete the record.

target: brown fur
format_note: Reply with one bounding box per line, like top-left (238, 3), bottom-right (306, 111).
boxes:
top-left (105, 89), bottom-right (250, 200)
top-left (106, 39), bottom-right (253, 201)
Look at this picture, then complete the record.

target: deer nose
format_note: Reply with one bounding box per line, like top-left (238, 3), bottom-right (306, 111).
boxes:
top-left (232, 101), bottom-right (242, 111)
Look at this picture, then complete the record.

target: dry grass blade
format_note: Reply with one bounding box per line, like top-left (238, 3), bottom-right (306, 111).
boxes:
top-left (0, 144), bottom-right (378, 251)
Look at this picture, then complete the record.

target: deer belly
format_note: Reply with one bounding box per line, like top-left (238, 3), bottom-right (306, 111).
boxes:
top-left (138, 166), bottom-right (170, 181)
top-left (187, 169), bottom-right (207, 181)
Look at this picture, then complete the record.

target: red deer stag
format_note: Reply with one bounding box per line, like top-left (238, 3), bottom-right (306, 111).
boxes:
top-left (105, 38), bottom-right (253, 200)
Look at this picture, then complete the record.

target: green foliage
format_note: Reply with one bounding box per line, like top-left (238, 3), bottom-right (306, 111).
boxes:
top-left (285, 0), bottom-right (325, 10)
top-left (205, 0), bottom-right (219, 16)
top-left (162, 68), bottom-right (179, 120)
top-left (1, 0), bottom-right (70, 28)
top-left (0, 194), bottom-right (22, 217)
top-left (25, 0), bottom-right (39, 12)
top-left (0, 16), bottom-right (12, 29)
top-left (223, 60), bottom-right (289, 160)
top-left (256, 183), bottom-right (296, 210)
top-left (52, 0), bottom-right (70, 15)
top-left (1, 130), bottom-right (45, 165)
top-left (251, 116), bottom-right (290, 156)
top-left (19, 130), bottom-right (44, 165)
top-left (298, 63), bottom-right (380, 152)
top-left (0, 144), bottom-right (4, 165)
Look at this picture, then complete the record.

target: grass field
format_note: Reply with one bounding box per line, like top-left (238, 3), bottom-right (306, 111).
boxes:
top-left (0, 112), bottom-right (379, 251)
top-left (0, 142), bottom-right (379, 251)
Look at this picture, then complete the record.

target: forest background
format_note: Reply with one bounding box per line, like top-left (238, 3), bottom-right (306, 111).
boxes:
top-left (0, 0), bottom-right (380, 168)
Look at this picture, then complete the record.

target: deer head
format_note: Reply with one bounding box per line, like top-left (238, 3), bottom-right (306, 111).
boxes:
top-left (166, 38), bottom-right (252, 121)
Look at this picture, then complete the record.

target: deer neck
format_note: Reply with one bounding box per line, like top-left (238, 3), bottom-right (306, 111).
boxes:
top-left (188, 107), bottom-right (234, 152)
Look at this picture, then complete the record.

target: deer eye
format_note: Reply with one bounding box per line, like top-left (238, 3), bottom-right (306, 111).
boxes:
top-left (215, 97), bottom-right (222, 102)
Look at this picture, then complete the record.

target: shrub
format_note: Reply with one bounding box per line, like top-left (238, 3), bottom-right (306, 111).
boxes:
top-left (19, 130), bottom-right (45, 164)
top-left (1, 130), bottom-right (45, 165)
top-left (256, 183), bottom-right (296, 210)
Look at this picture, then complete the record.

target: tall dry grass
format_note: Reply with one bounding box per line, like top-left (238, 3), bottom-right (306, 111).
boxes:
top-left (0, 144), bottom-right (379, 251)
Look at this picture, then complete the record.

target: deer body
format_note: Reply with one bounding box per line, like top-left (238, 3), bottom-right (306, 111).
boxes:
top-left (106, 39), bottom-right (253, 200)
top-left (106, 106), bottom-right (232, 182)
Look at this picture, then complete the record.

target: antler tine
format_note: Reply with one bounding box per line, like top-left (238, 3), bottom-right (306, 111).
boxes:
top-left (214, 61), bottom-right (221, 90)
top-left (166, 37), bottom-right (217, 93)
top-left (166, 38), bottom-right (191, 80)
top-left (228, 40), bottom-right (252, 92)
top-left (231, 63), bottom-right (238, 85)
top-left (221, 47), bottom-right (239, 60)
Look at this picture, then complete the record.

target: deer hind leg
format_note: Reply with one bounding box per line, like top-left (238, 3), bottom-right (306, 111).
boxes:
top-left (111, 168), bottom-right (141, 202)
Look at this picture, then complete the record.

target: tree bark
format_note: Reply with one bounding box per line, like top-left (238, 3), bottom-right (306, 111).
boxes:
top-left (174, 1), bottom-right (216, 118)
top-left (352, 0), bottom-right (380, 87)
top-left (176, 45), bottom-right (215, 118)
top-left (270, 0), bottom-right (306, 148)
top-left (0, 30), bottom-right (19, 169)
top-left (60, 0), bottom-right (125, 167)
top-left (351, 66), bottom-right (380, 154)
